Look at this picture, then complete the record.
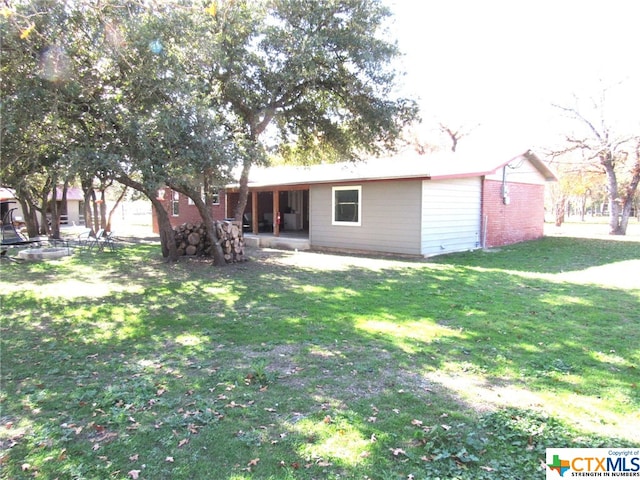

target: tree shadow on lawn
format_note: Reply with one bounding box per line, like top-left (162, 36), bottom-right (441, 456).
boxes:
top-left (1, 250), bottom-right (639, 479)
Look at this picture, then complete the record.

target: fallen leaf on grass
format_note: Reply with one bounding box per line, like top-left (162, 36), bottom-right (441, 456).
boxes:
top-left (178, 438), bottom-right (189, 447)
top-left (129, 454), bottom-right (139, 461)
top-left (480, 465), bottom-right (494, 472)
top-left (441, 424), bottom-right (451, 430)
top-left (166, 456), bottom-right (174, 463)
top-left (247, 458), bottom-right (260, 466)
top-left (390, 448), bottom-right (406, 456)
top-left (411, 419), bottom-right (423, 426)
top-left (128, 470), bottom-right (141, 479)
top-left (187, 423), bottom-right (200, 434)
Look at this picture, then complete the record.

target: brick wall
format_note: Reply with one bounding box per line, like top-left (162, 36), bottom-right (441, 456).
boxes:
top-left (152, 189), bottom-right (228, 233)
top-left (482, 179), bottom-right (545, 248)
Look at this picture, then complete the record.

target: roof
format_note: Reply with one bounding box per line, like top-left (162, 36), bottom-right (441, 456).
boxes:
top-left (0, 187), bottom-right (16, 201)
top-left (241, 148), bottom-right (557, 189)
top-left (1, 187), bottom-right (87, 202)
top-left (52, 187), bottom-right (84, 201)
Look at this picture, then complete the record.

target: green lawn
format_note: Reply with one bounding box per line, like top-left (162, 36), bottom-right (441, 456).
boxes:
top-left (1, 235), bottom-right (639, 479)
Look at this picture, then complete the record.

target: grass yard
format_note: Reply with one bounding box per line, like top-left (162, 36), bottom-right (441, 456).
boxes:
top-left (1, 232), bottom-right (639, 479)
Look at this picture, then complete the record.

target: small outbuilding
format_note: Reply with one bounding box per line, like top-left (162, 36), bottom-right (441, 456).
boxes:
top-left (50, 186), bottom-right (85, 225)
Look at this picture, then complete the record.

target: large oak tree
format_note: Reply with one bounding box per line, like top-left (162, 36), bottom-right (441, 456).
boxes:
top-left (2, 0), bottom-right (418, 261)
top-left (553, 88), bottom-right (640, 235)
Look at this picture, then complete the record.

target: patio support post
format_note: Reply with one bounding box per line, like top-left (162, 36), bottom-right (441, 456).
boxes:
top-left (251, 191), bottom-right (259, 234)
top-left (273, 189), bottom-right (280, 237)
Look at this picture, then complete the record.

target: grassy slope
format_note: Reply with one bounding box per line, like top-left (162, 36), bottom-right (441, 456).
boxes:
top-left (1, 235), bottom-right (638, 479)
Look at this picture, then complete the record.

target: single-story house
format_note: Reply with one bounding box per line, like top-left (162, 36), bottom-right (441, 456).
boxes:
top-left (50, 186), bottom-right (85, 225)
top-left (0, 188), bottom-right (20, 222)
top-left (156, 148), bottom-right (556, 257)
top-left (0, 186), bottom-right (86, 226)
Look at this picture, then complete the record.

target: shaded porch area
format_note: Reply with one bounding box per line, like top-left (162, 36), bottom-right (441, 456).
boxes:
top-left (226, 186), bottom-right (310, 238)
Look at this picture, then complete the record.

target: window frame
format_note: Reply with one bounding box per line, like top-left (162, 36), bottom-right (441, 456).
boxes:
top-left (187, 187), bottom-right (220, 206)
top-left (332, 185), bottom-right (362, 226)
top-left (171, 190), bottom-right (180, 216)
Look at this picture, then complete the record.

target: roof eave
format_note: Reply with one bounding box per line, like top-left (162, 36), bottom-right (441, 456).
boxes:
top-left (523, 150), bottom-right (558, 182)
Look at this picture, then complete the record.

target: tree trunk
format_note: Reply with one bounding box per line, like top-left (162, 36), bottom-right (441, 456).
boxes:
top-left (600, 153), bottom-right (624, 235)
top-left (106, 187), bottom-right (127, 232)
top-left (617, 165), bottom-right (640, 235)
top-left (151, 198), bottom-right (179, 261)
top-left (99, 190), bottom-right (108, 231)
top-left (91, 190), bottom-right (100, 233)
top-left (580, 194), bottom-right (587, 222)
top-left (115, 175), bottom-right (178, 261)
top-left (18, 198), bottom-right (39, 238)
top-left (555, 196), bottom-right (566, 227)
top-left (233, 158), bottom-right (252, 221)
top-left (81, 177), bottom-right (93, 230)
top-left (196, 205), bottom-right (225, 266)
top-left (50, 181), bottom-right (69, 239)
top-left (39, 191), bottom-right (49, 235)
top-left (167, 182), bottom-right (226, 266)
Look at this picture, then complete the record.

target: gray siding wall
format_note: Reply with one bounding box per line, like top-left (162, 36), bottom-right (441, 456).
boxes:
top-left (421, 177), bottom-right (482, 256)
top-left (310, 180), bottom-right (422, 255)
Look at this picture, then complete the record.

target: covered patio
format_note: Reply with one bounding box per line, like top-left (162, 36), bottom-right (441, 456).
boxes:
top-left (226, 186), bottom-right (310, 238)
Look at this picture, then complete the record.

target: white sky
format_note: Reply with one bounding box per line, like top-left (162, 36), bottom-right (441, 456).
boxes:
top-left (385, 0), bottom-right (640, 153)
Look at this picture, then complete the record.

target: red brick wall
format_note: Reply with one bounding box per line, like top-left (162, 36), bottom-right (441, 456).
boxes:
top-left (152, 189), bottom-right (228, 233)
top-left (482, 179), bottom-right (545, 248)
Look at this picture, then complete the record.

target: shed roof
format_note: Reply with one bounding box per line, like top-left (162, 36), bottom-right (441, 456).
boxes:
top-left (0, 187), bottom-right (16, 201)
top-left (242, 148), bottom-right (556, 189)
top-left (52, 187), bottom-right (84, 201)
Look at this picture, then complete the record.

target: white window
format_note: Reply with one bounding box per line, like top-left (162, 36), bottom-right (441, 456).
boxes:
top-left (171, 191), bottom-right (179, 216)
top-left (188, 187), bottom-right (220, 205)
top-left (332, 186), bottom-right (361, 226)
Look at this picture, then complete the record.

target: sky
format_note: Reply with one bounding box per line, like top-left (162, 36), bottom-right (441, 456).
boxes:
top-left (384, 0), bottom-right (640, 154)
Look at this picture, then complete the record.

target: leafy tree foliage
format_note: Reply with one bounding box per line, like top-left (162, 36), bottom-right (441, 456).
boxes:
top-left (1, 0), bottom-right (418, 261)
top-left (190, 0), bottom-right (418, 217)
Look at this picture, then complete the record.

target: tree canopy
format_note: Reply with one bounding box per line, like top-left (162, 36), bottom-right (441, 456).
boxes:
top-left (551, 86), bottom-right (640, 235)
top-left (1, 0), bottom-right (417, 260)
